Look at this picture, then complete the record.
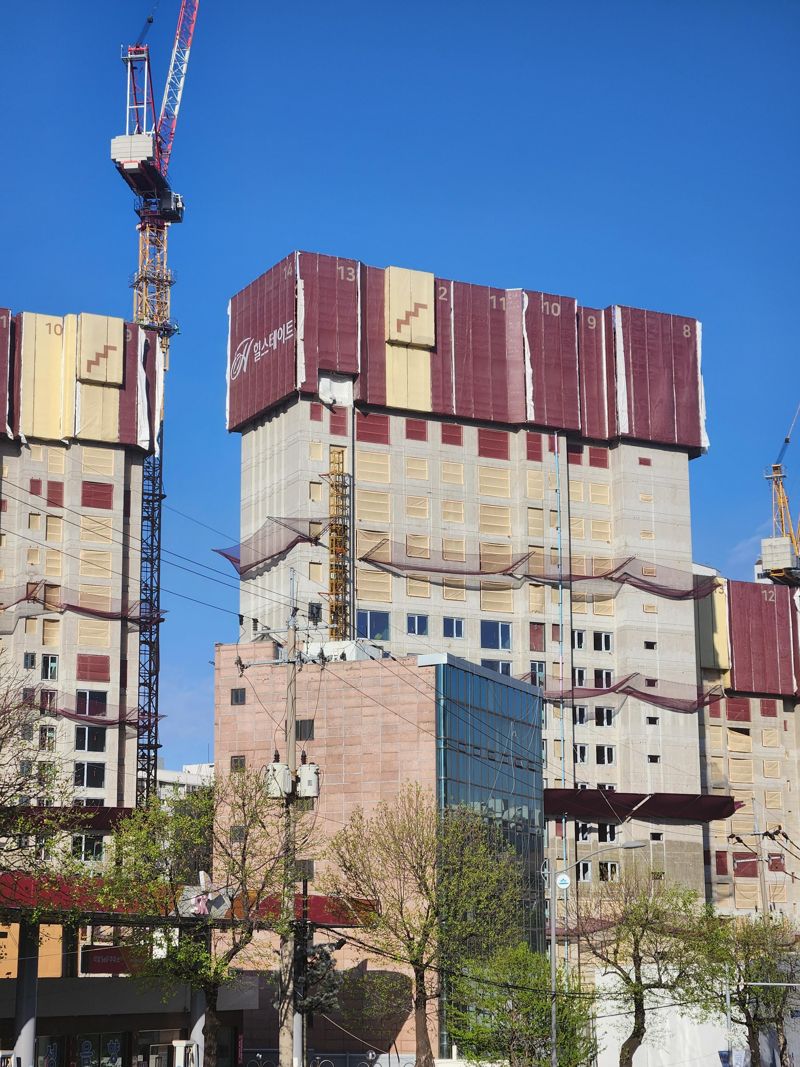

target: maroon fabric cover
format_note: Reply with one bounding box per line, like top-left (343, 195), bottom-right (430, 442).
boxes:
top-left (431, 279), bottom-right (455, 416)
top-left (0, 308), bottom-right (10, 435)
top-left (725, 697), bottom-right (751, 722)
top-left (441, 423), bottom-right (462, 446)
top-left (228, 254), bottom-right (297, 430)
top-left (29, 479), bottom-right (42, 496)
top-left (118, 323), bottom-right (141, 447)
top-left (578, 307), bottom-right (615, 440)
top-left (81, 481), bottom-right (114, 509)
top-left (298, 252), bottom-right (359, 387)
top-left (452, 283), bottom-right (525, 422)
top-left (761, 699), bottom-right (778, 718)
top-left (310, 402), bottom-right (323, 422)
top-left (406, 418), bottom-right (427, 441)
top-left (328, 407), bottom-right (348, 437)
top-left (544, 789), bottom-right (735, 822)
top-left (588, 446), bottom-right (608, 469)
top-left (76, 654), bottom-right (111, 683)
top-left (478, 428), bottom-right (509, 460)
top-left (732, 852), bottom-right (758, 878)
top-left (525, 291), bottom-right (580, 430)
top-left (356, 411), bottom-right (390, 444)
top-left (358, 265), bottom-right (386, 405)
top-left (46, 481), bottom-right (64, 507)
top-left (616, 307), bottom-right (703, 451)
top-left (527, 432), bottom-right (543, 461)
top-left (715, 850), bottom-right (729, 876)
top-left (727, 580), bottom-right (799, 696)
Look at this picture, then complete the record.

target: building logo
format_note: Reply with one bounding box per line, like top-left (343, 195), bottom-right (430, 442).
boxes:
top-left (230, 320), bottom-right (295, 381)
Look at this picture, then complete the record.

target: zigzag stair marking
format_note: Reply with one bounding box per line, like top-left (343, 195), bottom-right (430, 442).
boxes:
top-left (85, 344), bottom-right (117, 375)
top-left (395, 302), bottom-right (428, 334)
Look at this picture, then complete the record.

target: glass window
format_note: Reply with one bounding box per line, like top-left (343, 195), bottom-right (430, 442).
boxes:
top-left (572, 667), bottom-right (586, 687)
top-left (576, 822), bottom-right (590, 841)
top-left (530, 660), bottom-right (545, 687)
top-left (595, 707), bottom-right (614, 727)
top-left (443, 617), bottom-right (464, 639)
top-left (75, 726), bottom-right (106, 752)
top-left (481, 659), bottom-right (511, 676)
top-left (41, 655), bottom-right (58, 681)
top-left (594, 668), bottom-right (612, 688)
top-left (356, 610), bottom-right (390, 641)
top-left (296, 719), bottom-right (314, 741)
top-left (480, 620), bottom-right (511, 650)
top-left (230, 755), bottom-right (246, 772)
top-left (647, 715), bottom-right (659, 726)
top-left (407, 614), bottom-right (429, 636)
top-left (599, 861), bottom-right (619, 881)
top-left (573, 705), bottom-right (588, 725)
top-left (598, 822), bottom-right (617, 842)
top-left (598, 782), bottom-right (616, 792)
top-left (40, 690), bottom-right (57, 715)
top-left (572, 630), bottom-right (585, 650)
top-left (648, 754), bottom-right (661, 764)
top-left (596, 745), bottom-right (615, 765)
top-left (23, 652), bottom-right (36, 670)
top-left (76, 691), bottom-right (107, 716)
top-left (38, 726), bottom-right (56, 752)
top-left (72, 834), bottom-right (103, 862)
top-left (230, 688), bottom-right (246, 705)
top-left (74, 762), bottom-right (105, 789)
top-left (574, 744), bottom-right (588, 764)
top-left (593, 631), bottom-right (613, 652)
top-left (577, 861), bottom-right (592, 882)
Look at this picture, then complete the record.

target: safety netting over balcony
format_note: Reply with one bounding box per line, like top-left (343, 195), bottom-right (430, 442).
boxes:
top-left (537, 672), bottom-right (724, 715)
top-left (0, 582), bottom-right (163, 634)
top-left (357, 540), bottom-right (719, 601)
top-left (21, 690), bottom-right (140, 728)
top-left (216, 517), bottom-right (328, 577)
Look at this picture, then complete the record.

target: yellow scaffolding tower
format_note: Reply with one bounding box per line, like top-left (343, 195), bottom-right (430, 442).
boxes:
top-left (328, 447), bottom-right (352, 639)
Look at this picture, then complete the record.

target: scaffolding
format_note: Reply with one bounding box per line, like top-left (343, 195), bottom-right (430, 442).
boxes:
top-left (328, 447), bottom-right (352, 639)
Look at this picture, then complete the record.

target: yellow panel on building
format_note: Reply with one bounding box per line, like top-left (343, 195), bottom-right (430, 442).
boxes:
top-left (356, 568), bottom-right (392, 603)
top-left (356, 450), bottom-right (391, 484)
top-left (356, 530), bottom-right (390, 562)
top-left (385, 266), bottom-right (435, 348)
top-left (78, 619), bottom-right (111, 647)
top-left (695, 581), bottom-right (731, 675)
top-left (385, 344), bottom-right (432, 412)
top-left (77, 313), bottom-right (124, 385)
top-left (76, 381), bottom-right (120, 443)
top-left (20, 314), bottom-right (67, 440)
top-left (480, 580), bottom-right (514, 613)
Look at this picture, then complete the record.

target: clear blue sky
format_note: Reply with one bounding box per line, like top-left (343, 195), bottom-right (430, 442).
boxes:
top-left (0, 1), bottom-right (797, 766)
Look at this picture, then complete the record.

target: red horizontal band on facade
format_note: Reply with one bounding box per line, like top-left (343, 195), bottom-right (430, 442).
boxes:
top-left (544, 788), bottom-right (736, 822)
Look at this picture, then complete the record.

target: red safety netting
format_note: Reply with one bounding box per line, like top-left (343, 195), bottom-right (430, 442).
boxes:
top-left (22, 692), bottom-right (144, 729)
top-left (537, 672), bottom-right (723, 714)
top-left (216, 517), bottom-right (328, 577)
top-left (0, 582), bottom-right (162, 631)
top-left (358, 542), bottom-right (719, 601)
top-left (544, 788), bottom-right (736, 822)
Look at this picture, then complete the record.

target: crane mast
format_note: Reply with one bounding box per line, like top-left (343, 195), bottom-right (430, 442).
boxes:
top-left (761, 404), bottom-right (800, 586)
top-left (110, 1), bottom-right (199, 804)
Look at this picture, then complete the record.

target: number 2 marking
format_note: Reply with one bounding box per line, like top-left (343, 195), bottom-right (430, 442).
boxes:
top-left (438, 285), bottom-right (448, 301)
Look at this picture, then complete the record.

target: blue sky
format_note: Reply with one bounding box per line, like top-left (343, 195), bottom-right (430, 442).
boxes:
top-left (0, 1), bottom-right (797, 765)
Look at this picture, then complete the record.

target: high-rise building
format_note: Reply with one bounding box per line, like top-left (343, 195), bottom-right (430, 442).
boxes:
top-left (0, 306), bottom-right (162, 826)
top-left (223, 251), bottom-right (726, 891)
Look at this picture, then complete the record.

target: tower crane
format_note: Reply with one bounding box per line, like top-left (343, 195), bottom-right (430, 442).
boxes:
top-left (110, 1), bottom-right (199, 804)
top-left (762, 403), bottom-right (800, 586)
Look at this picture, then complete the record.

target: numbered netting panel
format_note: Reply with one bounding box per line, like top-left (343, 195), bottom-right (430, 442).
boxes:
top-left (524, 290), bottom-right (580, 431)
top-left (613, 306), bottom-right (704, 452)
top-left (578, 307), bottom-right (616, 441)
top-left (727, 580), bottom-right (800, 697)
top-left (297, 252), bottom-right (360, 388)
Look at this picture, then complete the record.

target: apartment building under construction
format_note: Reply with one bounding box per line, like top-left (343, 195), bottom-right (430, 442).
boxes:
top-left (218, 251), bottom-right (800, 911)
top-left (0, 306), bottom-right (162, 823)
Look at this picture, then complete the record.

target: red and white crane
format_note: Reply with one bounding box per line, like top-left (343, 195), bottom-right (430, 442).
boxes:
top-left (110, 1), bottom-right (199, 804)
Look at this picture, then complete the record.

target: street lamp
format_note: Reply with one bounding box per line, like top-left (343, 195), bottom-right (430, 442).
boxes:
top-left (546, 839), bottom-right (647, 1067)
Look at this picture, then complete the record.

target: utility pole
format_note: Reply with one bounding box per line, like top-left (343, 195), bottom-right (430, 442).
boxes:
top-left (279, 570), bottom-right (298, 1067)
top-left (549, 863), bottom-right (558, 1067)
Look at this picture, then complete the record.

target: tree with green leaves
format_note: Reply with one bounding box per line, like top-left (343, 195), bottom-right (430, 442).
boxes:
top-left (448, 942), bottom-right (596, 1067)
top-left (100, 767), bottom-right (316, 1067)
top-left (572, 868), bottom-right (707, 1067)
top-left (691, 910), bottom-right (800, 1067)
top-left (325, 784), bottom-right (523, 1067)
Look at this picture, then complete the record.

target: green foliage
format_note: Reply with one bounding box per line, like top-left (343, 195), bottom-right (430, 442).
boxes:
top-left (326, 784), bottom-right (524, 1067)
top-left (574, 869), bottom-right (707, 1067)
top-left (690, 910), bottom-right (800, 1067)
top-left (448, 943), bottom-right (596, 1067)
